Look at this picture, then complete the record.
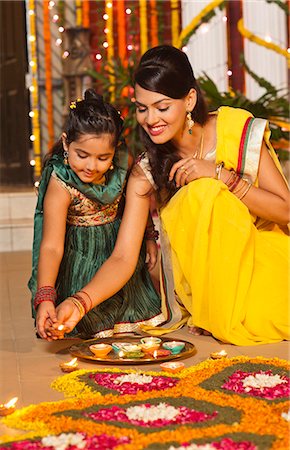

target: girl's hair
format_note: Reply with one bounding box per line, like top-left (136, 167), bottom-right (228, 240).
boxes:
top-left (133, 45), bottom-right (208, 207)
top-left (45, 88), bottom-right (123, 165)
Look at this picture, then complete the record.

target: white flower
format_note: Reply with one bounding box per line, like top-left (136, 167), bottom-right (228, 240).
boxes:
top-left (42, 433), bottom-right (85, 450)
top-left (242, 373), bottom-right (287, 390)
top-left (114, 373), bottom-right (153, 385)
top-left (126, 403), bottom-right (179, 423)
top-left (281, 409), bottom-right (290, 421)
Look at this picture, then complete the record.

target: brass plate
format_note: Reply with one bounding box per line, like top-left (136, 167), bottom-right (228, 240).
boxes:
top-left (69, 336), bottom-right (196, 365)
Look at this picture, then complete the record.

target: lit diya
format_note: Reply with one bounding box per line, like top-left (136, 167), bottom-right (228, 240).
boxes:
top-left (119, 344), bottom-right (144, 359)
top-left (59, 357), bottom-right (79, 372)
top-left (210, 350), bottom-right (228, 359)
top-left (160, 361), bottom-right (185, 373)
top-left (0, 397), bottom-right (18, 416)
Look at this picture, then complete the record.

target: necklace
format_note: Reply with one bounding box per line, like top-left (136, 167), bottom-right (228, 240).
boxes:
top-left (192, 127), bottom-right (204, 159)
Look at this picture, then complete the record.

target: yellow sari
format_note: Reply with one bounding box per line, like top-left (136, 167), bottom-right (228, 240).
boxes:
top-left (143, 107), bottom-right (290, 345)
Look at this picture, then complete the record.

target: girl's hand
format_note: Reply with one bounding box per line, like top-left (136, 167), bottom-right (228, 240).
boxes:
top-left (48, 299), bottom-right (82, 339)
top-left (146, 239), bottom-right (158, 271)
top-left (169, 157), bottom-right (216, 188)
top-left (36, 301), bottom-right (58, 340)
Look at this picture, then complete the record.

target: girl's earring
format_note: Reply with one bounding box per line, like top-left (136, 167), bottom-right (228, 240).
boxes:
top-left (63, 150), bottom-right (69, 165)
top-left (109, 163), bottom-right (114, 170)
top-left (187, 111), bottom-right (194, 135)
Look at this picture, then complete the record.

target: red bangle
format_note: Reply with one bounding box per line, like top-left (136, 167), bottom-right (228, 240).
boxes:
top-left (71, 293), bottom-right (89, 314)
top-left (34, 286), bottom-right (57, 310)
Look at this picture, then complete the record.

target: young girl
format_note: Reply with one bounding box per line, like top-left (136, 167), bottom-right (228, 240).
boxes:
top-left (29, 88), bottom-right (164, 340)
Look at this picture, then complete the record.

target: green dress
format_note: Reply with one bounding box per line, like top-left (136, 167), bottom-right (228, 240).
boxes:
top-left (28, 144), bottom-right (165, 338)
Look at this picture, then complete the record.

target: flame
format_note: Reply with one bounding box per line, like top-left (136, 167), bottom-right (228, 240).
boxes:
top-left (65, 358), bottom-right (78, 367)
top-left (219, 350), bottom-right (227, 356)
top-left (5, 397), bottom-right (18, 408)
top-left (57, 324), bottom-right (64, 331)
top-left (118, 351), bottom-right (124, 357)
top-left (153, 350), bottom-right (158, 358)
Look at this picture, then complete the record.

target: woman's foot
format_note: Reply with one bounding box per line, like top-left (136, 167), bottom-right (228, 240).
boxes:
top-left (188, 326), bottom-right (212, 336)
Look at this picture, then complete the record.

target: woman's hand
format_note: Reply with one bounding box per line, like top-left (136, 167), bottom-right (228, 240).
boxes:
top-left (169, 157), bottom-right (216, 188)
top-left (146, 239), bottom-right (158, 271)
top-left (46, 299), bottom-right (82, 339)
top-left (36, 301), bottom-right (58, 340)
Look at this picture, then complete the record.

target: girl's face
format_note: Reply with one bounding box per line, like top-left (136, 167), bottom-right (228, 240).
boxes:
top-left (63, 133), bottom-right (115, 184)
top-left (135, 84), bottom-right (196, 145)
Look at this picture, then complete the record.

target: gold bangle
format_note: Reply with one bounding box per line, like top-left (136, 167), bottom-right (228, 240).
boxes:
top-left (232, 178), bottom-right (247, 195)
top-left (238, 182), bottom-right (252, 200)
top-left (215, 162), bottom-right (224, 180)
top-left (68, 297), bottom-right (85, 319)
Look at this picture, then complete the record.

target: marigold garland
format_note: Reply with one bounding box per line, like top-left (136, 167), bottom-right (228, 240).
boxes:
top-left (1, 357), bottom-right (289, 449)
top-left (237, 18), bottom-right (290, 68)
top-left (177, 0), bottom-right (224, 48)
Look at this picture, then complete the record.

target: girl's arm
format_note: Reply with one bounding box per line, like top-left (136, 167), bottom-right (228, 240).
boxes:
top-left (36, 176), bottom-right (70, 339)
top-left (170, 141), bottom-right (290, 226)
top-left (54, 168), bottom-right (152, 333)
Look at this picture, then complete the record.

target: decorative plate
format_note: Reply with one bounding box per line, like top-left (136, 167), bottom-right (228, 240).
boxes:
top-left (69, 336), bottom-right (196, 365)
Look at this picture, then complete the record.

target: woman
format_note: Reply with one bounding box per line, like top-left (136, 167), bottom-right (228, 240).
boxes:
top-left (51, 45), bottom-right (289, 345)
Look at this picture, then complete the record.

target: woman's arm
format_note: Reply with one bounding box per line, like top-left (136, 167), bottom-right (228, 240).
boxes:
top-left (36, 176), bottom-right (70, 338)
top-left (170, 141), bottom-right (290, 226)
top-left (53, 168), bottom-right (153, 334)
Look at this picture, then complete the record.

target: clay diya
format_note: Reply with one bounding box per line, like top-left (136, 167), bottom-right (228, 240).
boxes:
top-left (59, 357), bottom-right (79, 372)
top-left (0, 397), bottom-right (18, 416)
top-left (162, 341), bottom-right (185, 355)
top-left (89, 343), bottom-right (112, 358)
top-left (160, 361), bottom-right (185, 373)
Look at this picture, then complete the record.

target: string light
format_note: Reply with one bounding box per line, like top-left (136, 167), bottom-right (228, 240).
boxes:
top-left (103, 41), bottom-right (109, 48)
top-left (222, 16), bottom-right (227, 22)
top-left (29, 111), bottom-right (35, 118)
top-left (95, 53), bottom-right (102, 60)
top-left (30, 135), bottom-right (36, 142)
top-left (58, 26), bottom-right (64, 33)
top-left (127, 44), bottom-right (133, 51)
top-left (182, 46), bottom-right (188, 52)
top-left (62, 51), bottom-right (69, 58)
top-left (125, 8), bottom-right (131, 14)
top-left (227, 70), bottom-right (232, 76)
top-left (106, 2), bottom-right (113, 8)
top-left (52, 14), bottom-right (59, 22)
top-left (55, 38), bottom-right (62, 46)
top-left (103, 13), bottom-right (109, 20)
top-left (48, 0), bottom-right (55, 8)
top-left (30, 159), bottom-right (36, 166)
top-left (104, 27), bottom-right (109, 34)
top-left (29, 35), bottom-right (36, 42)
top-left (34, 181), bottom-right (40, 188)
top-left (200, 23), bottom-right (209, 34)
top-left (264, 35), bottom-right (272, 43)
top-left (29, 86), bottom-right (35, 92)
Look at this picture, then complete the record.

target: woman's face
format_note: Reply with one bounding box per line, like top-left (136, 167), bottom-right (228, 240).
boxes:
top-left (63, 133), bottom-right (115, 184)
top-left (135, 84), bottom-right (195, 144)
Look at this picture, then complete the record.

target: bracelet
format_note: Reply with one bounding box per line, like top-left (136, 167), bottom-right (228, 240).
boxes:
top-left (238, 182), bottom-right (252, 200)
top-left (228, 174), bottom-right (241, 192)
top-left (68, 297), bottom-right (86, 319)
top-left (224, 170), bottom-right (236, 186)
top-left (215, 162), bottom-right (224, 180)
top-left (34, 286), bottom-right (57, 310)
top-left (71, 293), bottom-right (89, 314)
top-left (78, 290), bottom-right (93, 311)
top-left (232, 178), bottom-right (247, 195)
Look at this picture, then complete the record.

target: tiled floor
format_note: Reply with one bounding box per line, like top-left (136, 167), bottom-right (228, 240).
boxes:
top-left (0, 251), bottom-right (289, 437)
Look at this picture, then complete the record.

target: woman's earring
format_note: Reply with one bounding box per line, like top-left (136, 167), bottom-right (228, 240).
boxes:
top-left (187, 111), bottom-right (194, 135)
top-left (109, 163), bottom-right (114, 170)
top-left (63, 150), bottom-right (69, 165)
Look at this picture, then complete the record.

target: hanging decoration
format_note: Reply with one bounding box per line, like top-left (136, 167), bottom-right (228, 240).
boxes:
top-left (176, 0), bottom-right (225, 48)
top-left (105, 1), bottom-right (115, 101)
top-left (82, 0), bottom-right (90, 28)
top-left (149, 0), bottom-right (159, 47)
top-left (170, 0), bottom-right (179, 47)
top-left (43, 0), bottom-right (54, 150)
top-left (139, 0), bottom-right (148, 55)
top-left (75, 0), bottom-right (82, 27)
top-left (117, 0), bottom-right (126, 62)
top-left (26, 0), bottom-right (42, 179)
top-left (237, 18), bottom-right (290, 67)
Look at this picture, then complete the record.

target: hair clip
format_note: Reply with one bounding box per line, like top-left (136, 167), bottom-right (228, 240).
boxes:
top-left (70, 101), bottom-right (76, 109)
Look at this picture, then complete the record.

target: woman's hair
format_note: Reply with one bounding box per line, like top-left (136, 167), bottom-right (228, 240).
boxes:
top-left (133, 45), bottom-right (208, 206)
top-left (45, 88), bottom-right (123, 165)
